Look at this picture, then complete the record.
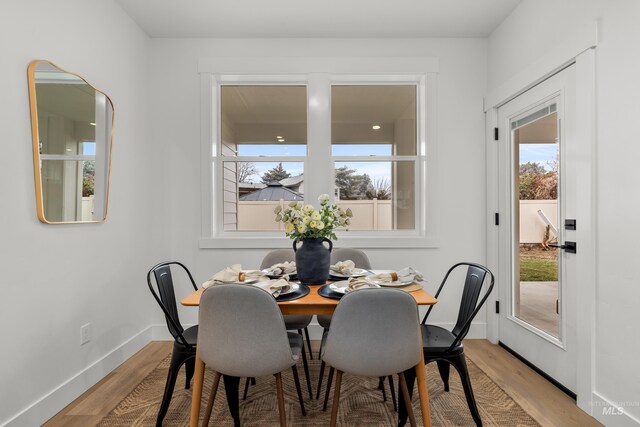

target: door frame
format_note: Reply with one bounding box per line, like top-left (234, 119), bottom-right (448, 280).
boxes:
top-left (485, 48), bottom-right (597, 413)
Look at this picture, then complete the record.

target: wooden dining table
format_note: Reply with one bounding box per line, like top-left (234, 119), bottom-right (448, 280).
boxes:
top-left (182, 282), bottom-right (437, 427)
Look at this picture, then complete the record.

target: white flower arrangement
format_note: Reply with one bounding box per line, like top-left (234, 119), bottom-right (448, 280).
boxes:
top-left (274, 194), bottom-right (352, 240)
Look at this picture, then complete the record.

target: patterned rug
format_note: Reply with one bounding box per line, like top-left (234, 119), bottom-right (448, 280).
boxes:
top-left (99, 356), bottom-right (539, 426)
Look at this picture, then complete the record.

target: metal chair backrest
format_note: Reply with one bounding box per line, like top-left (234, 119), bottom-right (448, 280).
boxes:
top-left (422, 262), bottom-right (495, 351)
top-left (147, 261), bottom-right (198, 348)
top-left (323, 288), bottom-right (421, 377)
top-left (198, 284), bottom-right (295, 378)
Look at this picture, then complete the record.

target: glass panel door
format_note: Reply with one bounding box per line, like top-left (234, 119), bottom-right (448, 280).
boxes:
top-left (512, 105), bottom-right (560, 338)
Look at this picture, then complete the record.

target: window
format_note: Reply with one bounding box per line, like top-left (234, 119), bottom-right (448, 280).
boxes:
top-left (201, 67), bottom-right (435, 248)
top-left (332, 85), bottom-right (417, 230)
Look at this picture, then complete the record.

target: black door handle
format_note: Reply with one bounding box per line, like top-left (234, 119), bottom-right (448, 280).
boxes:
top-left (548, 241), bottom-right (576, 254)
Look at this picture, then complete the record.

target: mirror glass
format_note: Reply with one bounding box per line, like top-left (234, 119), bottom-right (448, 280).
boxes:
top-left (28, 60), bottom-right (114, 223)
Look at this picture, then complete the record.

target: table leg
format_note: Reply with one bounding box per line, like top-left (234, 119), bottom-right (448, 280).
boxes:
top-left (190, 349), bottom-right (205, 427)
top-left (415, 351), bottom-right (432, 427)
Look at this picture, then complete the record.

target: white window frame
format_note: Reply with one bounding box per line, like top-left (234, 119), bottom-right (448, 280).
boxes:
top-left (198, 57), bottom-right (440, 249)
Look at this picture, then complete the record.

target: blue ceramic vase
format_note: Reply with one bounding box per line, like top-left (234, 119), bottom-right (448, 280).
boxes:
top-left (293, 237), bottom-right (333, 284)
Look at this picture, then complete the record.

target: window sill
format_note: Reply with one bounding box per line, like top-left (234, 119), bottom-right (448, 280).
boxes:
top-left (199, 235), bottom-right (440, 249)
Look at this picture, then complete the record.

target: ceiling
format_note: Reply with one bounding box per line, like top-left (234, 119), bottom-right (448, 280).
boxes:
top-left (114, 0), bottom-right (522, 38)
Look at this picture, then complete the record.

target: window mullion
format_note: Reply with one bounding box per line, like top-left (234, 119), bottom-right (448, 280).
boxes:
top-left (305, 73), bottom-right (333, 203)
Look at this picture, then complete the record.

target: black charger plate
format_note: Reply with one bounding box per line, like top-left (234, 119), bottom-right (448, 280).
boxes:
top-left (317, 284), bottom-right (344, 300)
top-left (275, 283), bottom-right (310, 302)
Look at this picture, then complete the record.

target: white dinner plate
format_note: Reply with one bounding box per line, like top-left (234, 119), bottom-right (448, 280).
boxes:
top-left (261, 269), bottom-right (297, 279)
top-left (375, 280), bottom-right (414, 287)
top-left (279, 282), bottom-right (300, 295)
top-left (329, 281), bottom-right (350, 294)
top-left (329, 268), bottom-right (369, 278)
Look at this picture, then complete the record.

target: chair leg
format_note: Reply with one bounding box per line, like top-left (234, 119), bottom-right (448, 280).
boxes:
top-left (388, 375), bottom-right (397, 411)
top-left (243, 377), bottom-right (251, 400)
top-left (291, 365), bottom-right (307, 416)
top-left (300, 341), bottom-right (313, 399)
top-left (318, 328), bottom-right (328, 359)
top-left (316, 360), bottom-right (326, 399)
top-left (184, 356), bottom-right (195, 389)
top-left (303, 327), bottom-right (313, 360)
top-left (156, 349), bottom-right (185, 427)
top-left (436, 360), bottom-right (451, 392)
top-left (330, 370), bottom-right (343, 427)
top-left (323, 366), bottom-right (335, 411)
top-left (452, 354), bottom-right (482, 427)
top-left (275, 372), bottom-right (287, 427)
top-left (379, 377), bottom-right (388, 401)
top-left (222, 375), bottom-right (241, 427)
top-left (203, 372), bottom-right (221, 426)
top-left (398, 372), bottom-right (417, 427)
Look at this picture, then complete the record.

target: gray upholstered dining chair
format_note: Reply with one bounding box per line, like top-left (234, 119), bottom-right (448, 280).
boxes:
top-left (258, 249), bottom-right (313, 399)
top-left (198, 284), bottom-right (306, 427)
top-left (316, 248), bottom-right (398, 408)
top-left (321, 288), bottom-right (422, 427)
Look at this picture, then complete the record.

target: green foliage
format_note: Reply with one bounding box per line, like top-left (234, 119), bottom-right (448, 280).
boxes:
top-left (519, 162), bottom-right (557, 200)
top-left (274, 194), bottom-right (351, 240)
top-left (335, 166), bottom-right (372, 200)
top-left (261, 162), bottom-right (291, 184)
top-left (82, 161), bottom-right (95, 196)
top-left (365, 178), bottom-right (391, 200)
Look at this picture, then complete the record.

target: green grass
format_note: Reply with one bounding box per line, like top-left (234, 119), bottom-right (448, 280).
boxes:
top-left (520, 258), bottom-right (558, 281)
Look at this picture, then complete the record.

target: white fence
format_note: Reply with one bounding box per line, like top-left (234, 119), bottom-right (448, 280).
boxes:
top-left (520, 200), bottom-right (558, 244)
top-left (237, 199), bottom-right (556, 241)
top-left (237, 199), bottom-right (392, 231)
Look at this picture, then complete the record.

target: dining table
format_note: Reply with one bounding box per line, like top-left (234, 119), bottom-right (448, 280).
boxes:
top-left (182, 276), bottom-right (437, 427)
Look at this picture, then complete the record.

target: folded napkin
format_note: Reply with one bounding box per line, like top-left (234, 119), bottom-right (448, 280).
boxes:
top-left (264, 261), bottom-right (296, 276)
top-left (369, 267), bottom-right (423, 284)
top-left (330, 260), bottom-right (356, 276)
top-left (346, 277), bottom-right (379, 292)
top-left (253, 277), bottom-right (293, 297)
top-left (202, 264), bottom-right (264, 289)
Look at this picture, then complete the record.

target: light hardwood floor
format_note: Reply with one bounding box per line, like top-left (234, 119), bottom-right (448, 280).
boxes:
top-left (44, 340), bottom-right (602, 427)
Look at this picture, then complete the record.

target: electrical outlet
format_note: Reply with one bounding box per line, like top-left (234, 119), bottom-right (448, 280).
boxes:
top-left (80, 323), bottom-right (91, 345)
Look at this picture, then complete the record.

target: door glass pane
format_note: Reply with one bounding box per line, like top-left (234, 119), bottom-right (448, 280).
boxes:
top-left (513, 109), bottom-right (560, 338)
top-left (223, 161), bottom-right (304, 231)
top-left (334, 161), bottom-right (415, 230)
top-left (221, 85), bottom-right (307, 156)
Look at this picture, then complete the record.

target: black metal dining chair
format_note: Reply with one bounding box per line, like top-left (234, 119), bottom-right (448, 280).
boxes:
top-left (147, 261), bottom-right (198, 427)
top-left (400, 262), bottom-right (495, 427)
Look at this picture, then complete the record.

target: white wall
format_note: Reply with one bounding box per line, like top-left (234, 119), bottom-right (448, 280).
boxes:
top-left (148, 38), bottom-right (490, 334)
top-left (488, 0), bottom-right (640, 424)
top-left (0, 1), bottom-right (164, 425)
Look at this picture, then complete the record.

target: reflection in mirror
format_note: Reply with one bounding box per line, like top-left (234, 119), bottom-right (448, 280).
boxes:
top-left (28, 60), bottom-right (114, 223)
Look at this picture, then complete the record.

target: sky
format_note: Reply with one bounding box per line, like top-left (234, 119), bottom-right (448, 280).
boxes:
top-left (519, 143), bottom-right (557, 170)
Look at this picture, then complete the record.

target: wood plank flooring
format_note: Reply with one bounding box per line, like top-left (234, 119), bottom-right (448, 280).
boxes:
top-left (44, 339), bottom-right (602, 427)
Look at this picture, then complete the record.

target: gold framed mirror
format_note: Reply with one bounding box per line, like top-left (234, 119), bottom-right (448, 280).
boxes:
top-left (27, 60), bottom-right (114, 224)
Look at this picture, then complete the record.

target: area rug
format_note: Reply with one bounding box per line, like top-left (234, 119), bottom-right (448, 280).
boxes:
top-left (98, 356), bottom-right (539, 426)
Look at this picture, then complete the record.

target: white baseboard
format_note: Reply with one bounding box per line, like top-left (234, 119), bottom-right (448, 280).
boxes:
top-left (588, 392), bottom-right (640, 427)
top-left (3, 327), bottom-right (154, 427)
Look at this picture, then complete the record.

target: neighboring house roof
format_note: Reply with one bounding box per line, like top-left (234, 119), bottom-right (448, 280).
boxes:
top-left (239, 182), bottom-right (303, 201)
top-left (238, 182), bottom-right (266, 190)
top-left (278, 174), bottom-right (304, 188)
